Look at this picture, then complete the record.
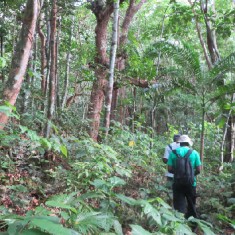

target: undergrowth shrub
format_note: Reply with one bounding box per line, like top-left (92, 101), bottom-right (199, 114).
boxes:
top-left (0, 115), bottom-right (233, 235)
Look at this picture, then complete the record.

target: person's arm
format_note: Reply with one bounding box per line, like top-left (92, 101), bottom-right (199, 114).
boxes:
top-left (163, 145), bottom-right (170, 164)
top-left (194, 151), bottom-right (202, 175)
top-left (167, 152), bottom-right (174, 173)
top-left (168, 165), bottom-right (174, 173)
top-left (195, 166), bottom-right (201, 175)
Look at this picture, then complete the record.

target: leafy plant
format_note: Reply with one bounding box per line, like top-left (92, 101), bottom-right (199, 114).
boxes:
top-left (0, 207), bottom-right (79, 235)
top-left (45, 192), bottom-right (123, 235)
top-left (116, 194), bottom-right (217, 234)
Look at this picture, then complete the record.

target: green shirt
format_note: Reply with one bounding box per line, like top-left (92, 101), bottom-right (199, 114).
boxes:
top-left (167, 146), bottom-right (201, 186)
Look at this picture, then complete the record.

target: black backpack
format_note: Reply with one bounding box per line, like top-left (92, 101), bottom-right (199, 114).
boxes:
top-left (172, 149), bottom-right (194, 186)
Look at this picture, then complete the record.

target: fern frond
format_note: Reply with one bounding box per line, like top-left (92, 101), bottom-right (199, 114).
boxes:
top-left (210, 52), bottom-right (235, 81)
top-left (146, 40), bottom-right (202, 79)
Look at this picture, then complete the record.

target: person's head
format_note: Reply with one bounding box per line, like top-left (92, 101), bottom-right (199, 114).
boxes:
top-left (178, 135), bottom-right (193, 146)
top-left (173, 134), bottom-right (181, 142)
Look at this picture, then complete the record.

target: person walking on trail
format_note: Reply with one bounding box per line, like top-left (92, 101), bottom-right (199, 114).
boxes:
top-left (167, 135), bottom-right (201, 218)
top-left (163, 134), bottom-right (181, 189)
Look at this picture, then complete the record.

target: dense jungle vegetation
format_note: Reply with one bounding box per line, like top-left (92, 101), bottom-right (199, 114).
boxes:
top-left (0, 0), bottom-right (234, 234)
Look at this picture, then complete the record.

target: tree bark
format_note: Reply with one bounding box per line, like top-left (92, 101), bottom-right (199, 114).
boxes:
top-left (224, 94), bottom-right (235, 163)
top-left (21, 51), bottom-right (33, 114)
top-left (104, 0), bottom-right (120, 138)
top-left (200, 0), bottom-right (220, 64)
top-left (44, 6), bottom-right (51, 102)
top-left (38, 12), bottom-right (47, 97)
top-left (55, 16), bottom-right (61, 111)
top-left (87, 0), bottom-right (146, 141)
top-left (200, 94), bottom-right (206, 166)
top-left (0, 0), bottom-right (6, 83)
top-left (230, 115), bottom-right (235, 162)
top-left (62, 16), bottom-right (74, 110)
top-left (0, 0), bottom-right (40, 129)
top-left (188, 0), bottom-right (212, 69)
top-left (45, 0), bottom-right (57, 137)
top-left (111, 0), bottom-right (147, 123)
top-left (87, 2), bottom-right (113, 141)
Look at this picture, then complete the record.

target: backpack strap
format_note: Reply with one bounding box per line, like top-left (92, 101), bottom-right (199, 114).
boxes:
top-left (184, 149), bottom-right (193, 159)
top-left (183, 149), bottom-right (193, 178)
top-left (172, 149), bottom-right (178, 156)
top-left (168, 144), bottom-right (173, 150)
top-left (172, 149), bottom-right (193, 158)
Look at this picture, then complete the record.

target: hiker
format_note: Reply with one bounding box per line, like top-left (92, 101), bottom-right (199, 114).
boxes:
top-left (167, 135), bottom-right (201, 218)
top-left (163, 134), bottom-right (181, 188)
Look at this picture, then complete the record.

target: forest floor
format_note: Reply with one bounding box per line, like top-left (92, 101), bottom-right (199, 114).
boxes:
top-left (0, 143), bottom-right (234, 235)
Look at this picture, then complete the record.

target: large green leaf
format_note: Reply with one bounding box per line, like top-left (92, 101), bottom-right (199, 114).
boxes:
top-left (189, 218), bottom-right (215, 235)
top-left (20, 229), bottom-right (49, 235)
top-left (130, 225), bottom-right (152, 235)
top-left (143, 202), bottom-right (162, 226)
top-left (45, 200), bottom-right (76, 211)
top-left (113, 219), bottom-right (123, 235)
top-left (30, 218), bottom-right (80, 235)
top-left (175, 223), bottom-right (193, 235)
top-left (115, 194), bottom-right (137, 205)
top-left (109, 176), bottom-right (126, 187)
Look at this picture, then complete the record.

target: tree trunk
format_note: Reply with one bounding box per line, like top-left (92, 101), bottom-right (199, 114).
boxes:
top-left (111, 0), bottom-right (147, 122)
top-left (62, 16), bottom-right (74, 110)
top-left (200, 0), bottom-right (220, 64)
top-left (118, 87), bottom-right (126, 125)
top-left (188, 0), bottom-right (212, 69)
top-left (38, 12), bottom-right (47, 97)
top-left (110, 85), bottom-right (118, 121)
top-left (0, 1), bottom-right (6, 84)
top-left (224, 94), bottom-right (235, 163)
top-left (44, 6), bottom-right (51, 102)
top-left (104, 0), bottom-right (120, 138)
top-left (45, 0), bottom-right (57, 137)
top-left (55, 16), bottom-right (61, 111)
top-left (230, 115), bottom-right (235, 162)
top-left (200, 97), bottom-right (206, 167)
top-left (21, 52), bottom-right (33, 114)
top-left (0, 0), bottom-right (40, 129)
top-left (87, 3), bottom-right (113, 141)
top-left (87, 0), bottom-right (146, 141)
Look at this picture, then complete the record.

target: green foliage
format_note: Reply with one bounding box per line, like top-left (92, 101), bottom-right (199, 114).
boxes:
top-left (165, 3), bottom-right (195, 38)
top-left (0, 121), bottom-right (232, 234)
top-left (61, 137), bottom-right (131, 191)
top-left (18, 125), bottom-right (68, 157)
top-left (116, 195), bottom-right (214, 234)
top-left (45, 192), bottom-right (123, 235)
top-left (0, 57), bottom-right (6, 69)
top-left (130, 225), bottom-right (152, 235)
top-left (0, 211), bottom-right (79, 235)
top-left (217, 214), bottom-right (235, 229)
top-left (0, 103), bottom-right (20, 120)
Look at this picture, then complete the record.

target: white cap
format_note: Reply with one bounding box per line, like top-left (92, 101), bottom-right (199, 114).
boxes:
top-left (178, 135), bottom-right (193, 146)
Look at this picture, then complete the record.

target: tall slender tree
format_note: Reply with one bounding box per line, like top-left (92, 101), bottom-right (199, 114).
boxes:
top-left (104, 0), bottom-right (120, 138)
top-left (0, 0), bottom-right (41, 129)
top-left (62, 16), bottom-right (75, 110)
top-left (45, 0), bottom-right (57, 137)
